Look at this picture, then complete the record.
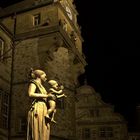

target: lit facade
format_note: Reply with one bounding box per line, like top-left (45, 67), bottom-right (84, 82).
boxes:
top-left (75, 83), bottom-right (128, 140)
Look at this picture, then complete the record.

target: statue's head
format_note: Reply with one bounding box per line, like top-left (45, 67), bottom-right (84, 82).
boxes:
top-left (30, 68), bottom-right (47, 82)
top-left (48, 80), bottom-right (58, 87)
top-left (48, 80), bottom-right (64, 90)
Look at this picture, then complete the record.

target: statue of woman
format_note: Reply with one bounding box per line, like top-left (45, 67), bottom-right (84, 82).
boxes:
top-left (27, 69), bottom-right (50, 140)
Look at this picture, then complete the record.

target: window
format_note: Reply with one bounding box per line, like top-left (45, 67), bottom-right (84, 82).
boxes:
top-left (0, 38), bottom-right (4, 61)
top-left (82, 128), bottom-right (91, 139)
top-left (106, 127), bottom-right (113, 137)
top-left (0, 90), bottom-right (9, 129)
top-left (33, 14), bottom-right (41, 26)
top-left (92, 130), bottom-right (97, 138)
top-left (99, 127), bottom-right (113, 138)
top-left (100, 128), bottom-right (106, 137)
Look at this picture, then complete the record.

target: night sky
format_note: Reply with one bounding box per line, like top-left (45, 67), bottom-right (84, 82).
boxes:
top-left (1, 0), bottom-right (140, 131)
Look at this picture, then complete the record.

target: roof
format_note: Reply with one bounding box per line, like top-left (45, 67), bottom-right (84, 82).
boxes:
top-left (76, 79), bottom-right (96, 95)
top-left (0, 0), bottom-right (53, 18)
top-left (77, 84), bottom-right (96, 95)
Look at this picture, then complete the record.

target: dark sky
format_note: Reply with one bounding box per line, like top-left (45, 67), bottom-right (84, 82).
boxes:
top-left (1, 0), bottom-right (140, 131)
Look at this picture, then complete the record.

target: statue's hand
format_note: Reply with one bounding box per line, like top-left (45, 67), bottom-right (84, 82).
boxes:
top-left (47, 93), bottom-right (53, 98)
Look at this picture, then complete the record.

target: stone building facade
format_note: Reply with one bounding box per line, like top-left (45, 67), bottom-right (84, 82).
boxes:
top-left (75, 82), bottom-right (128, 140)
top-left (0, 23), bottom-right (13, 140)
top-left (0, 0), bottom-right (86, 140)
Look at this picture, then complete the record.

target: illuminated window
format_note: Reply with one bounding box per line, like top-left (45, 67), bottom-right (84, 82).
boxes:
top-left (0, 38), bottom-right (4, 61)
top-left (33, 14), bottom-right (41, 26)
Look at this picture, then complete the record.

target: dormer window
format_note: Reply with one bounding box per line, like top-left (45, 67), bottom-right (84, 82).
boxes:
top-left (33, 13), bottom-right (41, 26)
top-left (0, 38), bottom-right (4, 61)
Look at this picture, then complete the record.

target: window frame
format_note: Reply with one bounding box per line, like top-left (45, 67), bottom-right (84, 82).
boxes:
top-left (33, 13), bottom-right (41, 26)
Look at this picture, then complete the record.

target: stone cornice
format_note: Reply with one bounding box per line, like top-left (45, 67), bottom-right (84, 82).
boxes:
top-left (15, 25), bottom-right (59, 41)
top-left (15, 25), bottom-right (87, 66)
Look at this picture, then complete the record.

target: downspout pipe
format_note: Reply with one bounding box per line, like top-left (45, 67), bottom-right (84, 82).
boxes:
top-left (8, 12), bottom-right (16, 140)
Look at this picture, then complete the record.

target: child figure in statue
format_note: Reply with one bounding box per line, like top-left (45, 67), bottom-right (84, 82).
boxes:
top-left (46, 80), bottom-right (67, 123)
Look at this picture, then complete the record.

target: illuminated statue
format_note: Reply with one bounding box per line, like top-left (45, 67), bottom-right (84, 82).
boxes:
top-left (27, 69), bottom-right (50, 140)
top-left (45, 80), bottom-right (67, 123)
top-left (27, 69), bottom-right (67, 140)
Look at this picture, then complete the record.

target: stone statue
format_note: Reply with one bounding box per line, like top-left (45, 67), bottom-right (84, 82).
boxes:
top-left (45, 80), bottom-right (67, 123)
top-left (27, 69), bottom-right (50, 140)
top-left (27, 69), bottom-right (67, 140)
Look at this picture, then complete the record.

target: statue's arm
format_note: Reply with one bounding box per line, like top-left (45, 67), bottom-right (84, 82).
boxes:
top-left (56, 94), bottom-right (67, 98)
top-left (50, 88), bottom-right (63, 94)
top-left (28, 83), bottom-right (48, 98)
